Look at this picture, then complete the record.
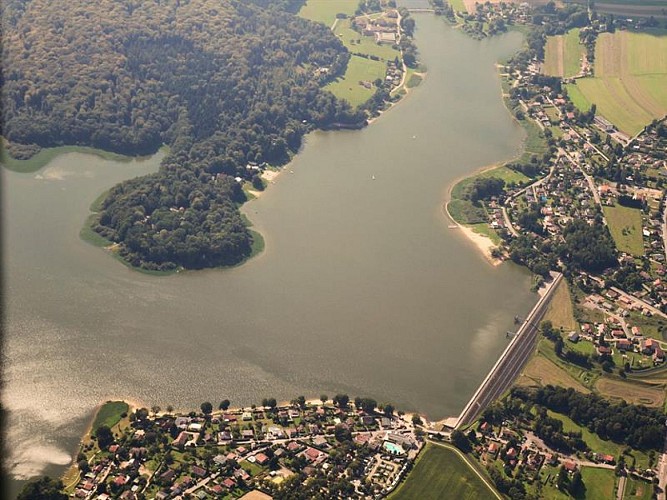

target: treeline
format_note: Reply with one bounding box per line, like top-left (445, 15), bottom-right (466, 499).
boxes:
top-left (464, 177), bottom-right (506, 203)
top-left (2, 0), bottom-right (367, 270)
top-left (512, 386), bottom-right (665, 451)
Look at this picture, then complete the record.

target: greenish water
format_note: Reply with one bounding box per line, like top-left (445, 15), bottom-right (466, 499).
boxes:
top-left (3, 14), bottom-right (532, 496)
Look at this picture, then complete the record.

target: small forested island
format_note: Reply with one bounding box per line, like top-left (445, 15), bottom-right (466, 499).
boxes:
top-left (2, 0), bottom-right (417, 271)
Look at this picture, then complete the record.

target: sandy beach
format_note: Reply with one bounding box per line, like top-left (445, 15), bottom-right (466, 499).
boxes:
top-left (456, 222), bottom-right (502, 266)
top-left (443, 164), bottom-right (505, 267)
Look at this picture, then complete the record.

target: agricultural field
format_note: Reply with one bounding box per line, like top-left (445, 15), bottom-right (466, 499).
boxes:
top-left (324, 55), bottom-right (387, 107)
top-left (543, 29), bottom-right (585, 78)
top-left (391, 443), bottom-right (500, 500)
top-left (566, 30), bottom-right (667, 135)
top-left (298, 0), bottom-right (358, 27)
top-left (602, 204), bottom-right (644, 256)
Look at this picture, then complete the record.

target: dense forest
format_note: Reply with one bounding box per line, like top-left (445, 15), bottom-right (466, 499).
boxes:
top-left (2, 0), bottom-right (366, 270)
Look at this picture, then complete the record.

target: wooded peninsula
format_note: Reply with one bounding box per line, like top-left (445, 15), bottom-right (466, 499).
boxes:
top-left (2, 0), bottom-right (416, 271)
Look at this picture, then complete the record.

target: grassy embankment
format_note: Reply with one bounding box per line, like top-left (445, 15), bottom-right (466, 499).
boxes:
top-left (565, 30), bottom-right (667, 136)
top-left (390, 442), bottom-right (501, 500)
top-left (602, 203), bottom-right (645, 256)
top-left (299, 0), bottom-right (406, 107)
top-left (62, 401), bottom-right (130, 492)
top-left (543, 28), bottom-right (585, 79)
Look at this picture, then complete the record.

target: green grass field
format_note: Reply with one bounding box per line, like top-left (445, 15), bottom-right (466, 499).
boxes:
top-left (624, 477), bottom-right (654, 500)
top-left (602, 204), bottom-right (644, 256)
top-left (391, 443), bottom-right (500, 500)
top-left (298, 0), bottom-right (358, 26)
top-left (543, 29), bottom-right (584, 78)
top-left (511, 116), bottom-right (549, 164)
top-left (301, 2), bottom-right (401, 107)
top-left (580, 467), bottom-right (618, 500)
top-left (567, 31), bottom-right (667, 135)
top-left (324, 55), bottom-right (386, 107)
top-left (92, 401), bottom-right (129, 433)
top-left (448, 0), bottom-right (467, 12)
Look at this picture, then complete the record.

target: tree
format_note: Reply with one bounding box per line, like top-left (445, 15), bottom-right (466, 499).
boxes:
top-left (166, 405), bottom-right (174, 414)
top-left (200, 402), bottom-right (213, 415)
top-left (568, 470), bottom-right (584, 495)
top-left (135, 408), bottom-right (149, 421)
top-left (95, 425), bottom-right (114, 450)
top-left (151, 405), bottom-right (161, 415)
top-left (358, 398), bottom-right (377, 414)
top-left (411, 414), bottom-right (423, 426)
top-left (219, 399), bottom-right (231, 411)
top-left (451, 430), bottom-right (471, 452)
top-left (295, 396), bottom-right (306, 409)
top-left (334, 423), bottom-right (352, 442)
top-left (78, 460), bottom-right (90, 474)
top-left (556, 465), bottom-right (568, 490)
top-left (320, 394), bottom-right (328, 405)
top-left (18, 477), bottom-right (67, 500)
top-left (333, 394), bottom-right (349, 408)
top-left (383, 404), bottom-right (395, 417)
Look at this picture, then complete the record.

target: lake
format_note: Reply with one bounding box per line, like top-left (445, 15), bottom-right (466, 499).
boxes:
top-left (3, 13), bottom-right (532, 496)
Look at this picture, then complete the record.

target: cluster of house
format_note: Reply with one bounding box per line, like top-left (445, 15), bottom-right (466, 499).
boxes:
top-left (70, 402), bottom-right (422, 500)
top-left (475, 418), bottom-right (658, 489)
top-left (569, 316), bottom-right (666, 366)
top-left (477, 44), bottom-right (667, 320)
top-left (353, 11), bottom-right (399, 45)
top-left (455, 1), bottom-right (532, 38)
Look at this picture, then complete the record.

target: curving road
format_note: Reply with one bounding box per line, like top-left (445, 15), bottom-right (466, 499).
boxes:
top-left (456, 273), bottom-right (563, 428)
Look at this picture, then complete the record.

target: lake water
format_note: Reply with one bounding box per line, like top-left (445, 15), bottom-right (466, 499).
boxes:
top-left (3, 14), bottom-right (532, 496)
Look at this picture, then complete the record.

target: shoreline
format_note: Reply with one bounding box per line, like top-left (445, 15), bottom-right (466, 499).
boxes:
top-left (441, 42), bottom-right (535, 267)
top-left (367, 70), bottom-right (427, 127)
top-left (443, 163), bottom-right (506, 267)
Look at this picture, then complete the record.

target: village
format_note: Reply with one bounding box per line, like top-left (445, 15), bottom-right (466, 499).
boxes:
top-left (458, 13), bottom-right (667, 369)
top-left (68, 399), bottom-right (424, 500)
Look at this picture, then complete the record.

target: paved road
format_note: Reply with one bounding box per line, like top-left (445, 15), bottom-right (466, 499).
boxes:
top-left (658, 430), bottom-right (667, 500)
top-left (456, 273), bottom-right (563, 428)
top-left (617, 475), bottom-right (627, 500)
